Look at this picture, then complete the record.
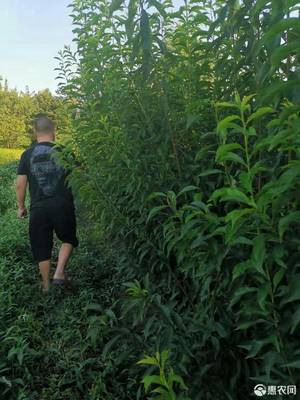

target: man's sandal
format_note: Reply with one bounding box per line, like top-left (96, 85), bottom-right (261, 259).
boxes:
top-left (52, 273), bottom-right (72, 286)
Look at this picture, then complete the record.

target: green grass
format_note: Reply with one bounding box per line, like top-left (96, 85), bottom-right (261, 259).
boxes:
top-left (0, 148), bottom-right (23, 165)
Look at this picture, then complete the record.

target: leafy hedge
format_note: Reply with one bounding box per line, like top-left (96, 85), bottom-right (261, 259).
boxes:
top-left (56, 0), bottom-right (300, 398)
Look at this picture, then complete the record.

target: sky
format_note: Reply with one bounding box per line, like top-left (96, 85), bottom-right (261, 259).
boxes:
top-left (0, 0), bottom-right (74, 94)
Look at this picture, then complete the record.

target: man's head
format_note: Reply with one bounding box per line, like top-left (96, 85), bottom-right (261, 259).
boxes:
top-left (33, 115), bottom-right (56, 141)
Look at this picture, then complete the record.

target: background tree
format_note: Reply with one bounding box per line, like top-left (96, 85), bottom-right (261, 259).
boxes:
top-left (0, 82), bottom-right (72, 148)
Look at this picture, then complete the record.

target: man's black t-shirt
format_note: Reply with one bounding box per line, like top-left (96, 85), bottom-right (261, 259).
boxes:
top-left (17, 142), bottom-right (74, 209)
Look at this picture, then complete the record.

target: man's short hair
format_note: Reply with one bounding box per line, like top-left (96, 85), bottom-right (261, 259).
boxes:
top-left (33, 115), bottom-right (55, 134)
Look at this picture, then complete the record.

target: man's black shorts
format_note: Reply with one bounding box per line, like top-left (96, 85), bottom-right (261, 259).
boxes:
top-left (29, 201), bottom-right (78, 262)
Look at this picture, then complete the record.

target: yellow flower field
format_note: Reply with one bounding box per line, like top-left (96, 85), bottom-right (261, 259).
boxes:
top-left (0, 148), bottom-right (23, 165)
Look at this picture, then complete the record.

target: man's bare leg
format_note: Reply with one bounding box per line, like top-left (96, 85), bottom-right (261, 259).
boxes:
top-left (39, 260), bottom-right (51, 292)
top-left (53, 243), bottom-right (73, 280)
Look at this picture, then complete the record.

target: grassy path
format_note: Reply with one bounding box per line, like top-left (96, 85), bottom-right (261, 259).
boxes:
top-left (0, 160), bottom-right (123, 400)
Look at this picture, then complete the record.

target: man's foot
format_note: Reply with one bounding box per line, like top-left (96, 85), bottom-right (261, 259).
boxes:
top-left (41, 283), bottom-right (50, 293)
top-left (38, 260), bottom-right (51, 294)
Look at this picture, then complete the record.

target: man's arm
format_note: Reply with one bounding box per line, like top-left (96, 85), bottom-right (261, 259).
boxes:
top-left (16, 175), bottom-right (28, 218)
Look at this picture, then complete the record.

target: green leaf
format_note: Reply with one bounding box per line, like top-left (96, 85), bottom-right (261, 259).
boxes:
top-left (17, 351), bottom-right (24, 366)
top-left (271, 41), bottom-right (300, 68)
top-left (198, 169), bottom-right (222, 177)
top-left (215, 101), bottom-right (239, 109)
top-left (241, 94), bottom-right (256, 111)
top-left (288, 0), bottom-right (300, 6)
top-left (151, 386), bottom-right (170, 395)
top-left (290, 308), bottom-right (300, 334)
top-left (278, 211), bottom-right (300, 241)
top-left (225, 208), bottom-right (253, 227)
top-left (141, 375), bottom-right (161, 392)
top-left (234, 92), bottom-right (241, 105)
top-left (251, 0), bottom-right (270, 17)
top-left (167, 191), bottom-right (177, 210)
top-left (272, 246), bottom-right (287, 269)
top-left (126, 0), bottom-right (138, 39)
top-left (147, 192), bottom-right (167, 201)
top-left (160, 350), bottom-right (169, 370)
top-left (144, 315), bottom-right (156, 339)
top-left (148, 0), bottom-right (168, 18)
top-left (257, 283), bottom-right (270, 310)
top-left (84, 303), bottom-right (103, 312)
top-left (232, 261), bottom-right (251, 280)
top-left (210, 188), bottom-right (254, 207)
top-left (147, 205), bottom-right (168, 222)
top-left (263, 351), bottom-right (281, 381)
top-left (186, 113), bottom-right (200, 129)
top-left (251, 236), bottom-right (266, 276)
top-left (235, 319), bottom-right (265, 331)
top-left (261, 18), bottom-right (300, 43)
top-left (215, 143), bottom-right (244, 164)
top-left (7, 347), bottom-right (17, 361)
top-left (284, 360), bottom-right (300, 369)
top-left (281, 274), bottom-right (300, 305)
top-left (269, 334), bottom-right (281, 353)
top-left (137, 356), bottom-right (158, 366)
top-left (217, 152), bottom-right (246, 166)
top-left (178, 185), bottom-right (198, 197)
top-left (232, 236), bottom-right (253, 246)
top-left (155, 302), bottom-right (173, 326)
top-left (230, 287), bottom-right (258, 307)
top-left (215, 322), bottom-right (228, 338)
top-left (0, 376), bottom-right (12, 388)
top-left (260, 79), bottom-right (300, 103)
top-left (217, 115), bottom-right (241, 135)
top-left (273, 268), bottom-right (285, 291)
top-left (170, 373), bottom-right (188, 390)
top-left (266, 118), bottom-right (281, 128)
top-left (247, 107), bottom-right (274, 124)
top-left (245, 340), bottom-right (265, 358)
top-left (239, 172), bottom-right (252, 193)
top-left (241, 337), bottom-right (277, 358)
top-left (102, 335), bottom-right (122, 358)
top-left (109, 0), bottom-right (124, 15)
top-left (190, 235), bottom-right (205, 249)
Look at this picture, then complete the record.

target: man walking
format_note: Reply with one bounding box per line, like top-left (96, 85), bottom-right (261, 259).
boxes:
top-left (16, 116), bottom-right (78, 292)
